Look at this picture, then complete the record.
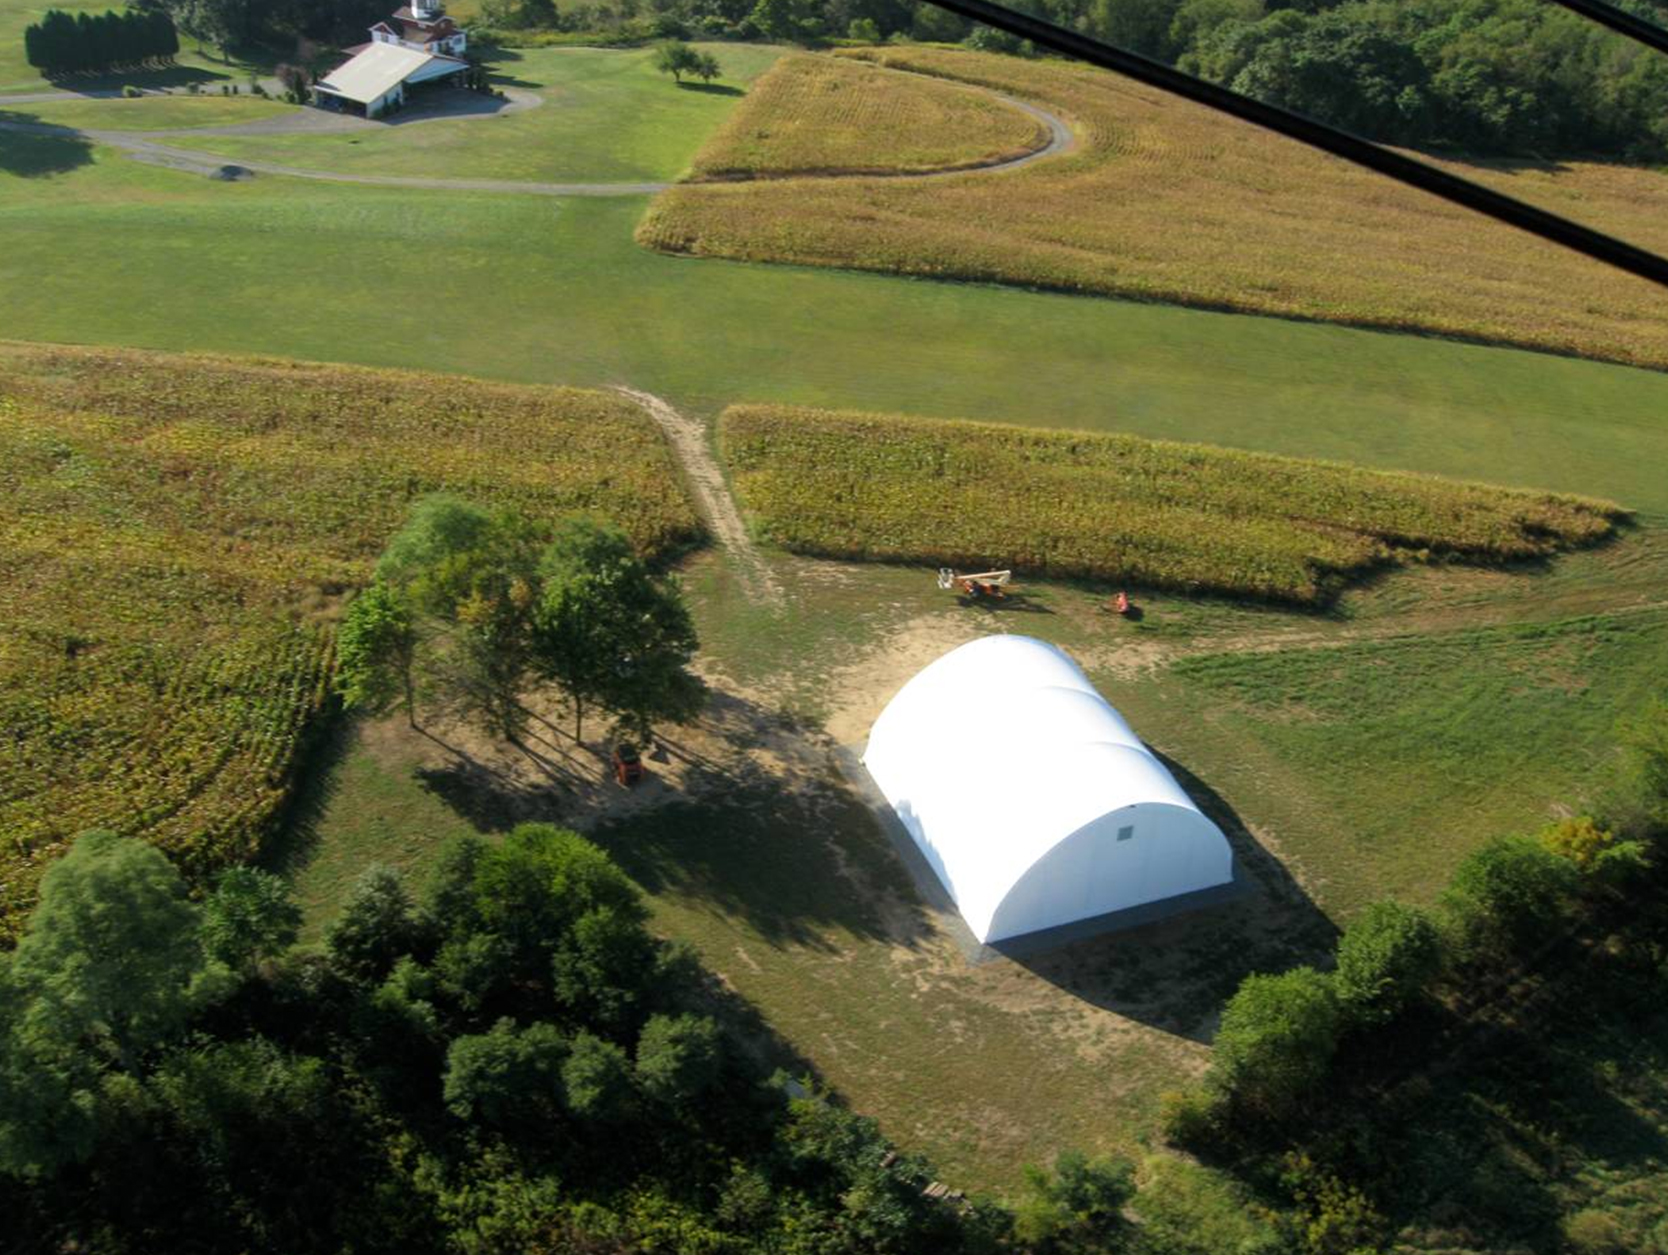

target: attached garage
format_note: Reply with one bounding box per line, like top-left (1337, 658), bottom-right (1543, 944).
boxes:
top-left (863, 635), bottom-right (1234, 944)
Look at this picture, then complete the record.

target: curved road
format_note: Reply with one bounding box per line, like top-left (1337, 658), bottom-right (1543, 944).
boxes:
top-left (0, 65), bottom-right (1073, 196)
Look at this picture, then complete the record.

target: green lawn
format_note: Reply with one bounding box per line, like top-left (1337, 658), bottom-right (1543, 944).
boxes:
top-left (3, 153), bottom-right (1668, 513)
top-left (14, 91), bottom-right (297, 129)
top-left (161, 45), bottom-right (784, 182)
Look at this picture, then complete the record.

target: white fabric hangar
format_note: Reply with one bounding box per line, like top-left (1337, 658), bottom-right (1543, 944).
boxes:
top-left (863, 635), bottom-right (1234, 943)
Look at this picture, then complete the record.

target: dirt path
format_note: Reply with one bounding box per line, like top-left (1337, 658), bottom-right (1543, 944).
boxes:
top-left (613, 387), bottom-right (785, 608)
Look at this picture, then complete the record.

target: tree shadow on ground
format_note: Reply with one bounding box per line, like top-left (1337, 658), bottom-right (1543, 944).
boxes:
top-left (994, 751), bottom-right (1338, 1042)
top-left (260, 709), bottom-right (354, 880)
top-left (677, 81), bottom-right (744, 96)
top-left (0, 113), bottom-right (94, 176)
top-left (588, 773), bottom-right (935, 955)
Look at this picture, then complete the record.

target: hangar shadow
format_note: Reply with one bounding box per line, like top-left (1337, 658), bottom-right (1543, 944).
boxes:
top-left (987, 752), bottom-right (1339, 1042)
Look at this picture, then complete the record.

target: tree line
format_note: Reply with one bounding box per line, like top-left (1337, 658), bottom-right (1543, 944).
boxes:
top-left (24, 8), bottom-right (178, 76)
top-left (1156, 698), bottom-right (1668, 1251)
top-left (476, 0), bottom-right (1668, 160)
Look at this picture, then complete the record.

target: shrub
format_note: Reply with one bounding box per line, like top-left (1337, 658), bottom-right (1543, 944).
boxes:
top-left (1441, 835), bottom-right (1579, 958)
top-left (635, 1013), bottom-right (722, 1106)
top-left (1208, 967), bottom-right (1342, 1120)
top-left (122, 84), bottom-right (142, 97)
top-left (1156, 1086), bottom-right (1224, 1148)
top-left (1333, 901), bottom-right (1442, 1025)
top-left (326, 866), bottom-right (420, 982)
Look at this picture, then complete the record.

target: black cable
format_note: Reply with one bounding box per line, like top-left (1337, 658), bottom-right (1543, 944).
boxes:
top-left (914, 0), bottom-right (1668, 291)
top-left (1544, 0), bottom-right (1668, 57)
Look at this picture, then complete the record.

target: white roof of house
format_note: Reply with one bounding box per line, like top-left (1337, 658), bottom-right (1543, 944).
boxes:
top-left (318, 43), bottom-right (452, 103)
top-left (863, 635), bottom-right (1233, 942)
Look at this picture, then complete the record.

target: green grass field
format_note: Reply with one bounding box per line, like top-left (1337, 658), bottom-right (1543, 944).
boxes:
top-left (4, 151), bottom-right (1668, 514)
top-left (159, 45), bottom-right (783, 182)
top-left (15, 91), bottom-right (296, 129)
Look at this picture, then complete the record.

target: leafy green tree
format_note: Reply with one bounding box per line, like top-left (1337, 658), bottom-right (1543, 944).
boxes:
top-left (552, 904), bottom-right (660, 1032)
top-left (473, 824), bottom-right (647, 977)
top-left (635, 1013), bottom-right (722, 1106)
top-left (0, 959), bottom-right (104, 1176)
top-left (532, 517), bottom-right (703, 741)
top-left (847, 15), bottom-right (880, 40)
top-left (444, 1018), bottom-right (569, 1128)
top-left (335, 582), bottom-right (418, 724)
top-left (11, 831), bottom-right (204, 1070)
top-left (1014, 1150), bottom-right (1136, 1253)
top-left (1441, 835), bottom-right (1578, 957)
top-left (750, 0), bottom-right (803, 39)
top-left (654, 38), bottom-right (701, 81)
top-left (693, 50), bottom-right (721, 83)
top-left (1333, 900), bottom-right (1442, 1026)
top-left (422, 833), bottom-right (490, 936)
top-left (201, 866), bottom-right (301, 977)
top-left (435, 931), bottom-right (516, 1014)
top-left (326, 865), bottom-right (421, 982)
top-left (562, 1031), bottom-right (634, 1122)
top-left (1208, 966), bottom-right (1341, 1120)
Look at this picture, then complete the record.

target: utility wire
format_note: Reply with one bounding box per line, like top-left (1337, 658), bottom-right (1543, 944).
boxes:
top-left (915, 0), bottom-right (1668, 291)
top-left (1543, 0), bottom-right (1668, 57)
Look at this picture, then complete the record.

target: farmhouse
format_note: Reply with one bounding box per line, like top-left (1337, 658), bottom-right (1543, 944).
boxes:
top-left (314, 0), bottom-right (468, 118)
top-left (864, 635), bottom-right (1234, 944)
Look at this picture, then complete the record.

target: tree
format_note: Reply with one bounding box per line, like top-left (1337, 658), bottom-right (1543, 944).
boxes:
top-left (201, 866), bottom-right (301, 976)
top-left (654, 38), bottom-right (702, 82)
top-left (552, 903), bottom-right (660, 1033)
top-left (472, 824), bottom-right (647, 980)
top-left (693, 50), bottom-right (721, 84)
top-left (1333, 900), bottom-right (1441, 1025)
top-left (444, 1018), bottom-right (569, 1128)
top-left (1441, 835), bottom-right (1578, 957)
top-left (374, 496), bottom-right (542, 741)
top-left (531, 517), bottom-right (703, 742)
top-left (635, 1012), bottom-right (722, 1106)
top-left (11, 831), bottom-right (204, 1070)
top-left (1208, 966), bottom-right (1341, 1120)
top-left (335, 582), bottom-right (418, 725)
top-left (562, 1031), bottom-right (634, 1122)
top-left (1014, 1151), bottom-right (1136, 1253)
top-left (749, 0), bottom-right (802, 40)
top-left (326, 865), bottom-right (420, 981)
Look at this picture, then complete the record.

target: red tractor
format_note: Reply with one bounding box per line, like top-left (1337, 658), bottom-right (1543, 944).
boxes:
top-left (612, 743), bottom-right (644, 787)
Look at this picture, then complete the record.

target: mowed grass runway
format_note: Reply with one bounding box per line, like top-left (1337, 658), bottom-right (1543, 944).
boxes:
top-left (4, 151), bottom-right (1668, 512)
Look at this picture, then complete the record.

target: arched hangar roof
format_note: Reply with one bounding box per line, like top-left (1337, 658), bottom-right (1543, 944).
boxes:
top-left (863, 635), bottom-right (1233, 943)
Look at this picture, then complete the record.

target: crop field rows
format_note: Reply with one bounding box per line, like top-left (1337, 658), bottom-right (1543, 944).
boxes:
top-left (641, 46), bottom-right (1668, 371)
top-left (719, 404), bottom-right (1621, 604)
top-left (0, 343), bottom-right (698, 937)
top-left (687, 52), bottom-right (1047, 179)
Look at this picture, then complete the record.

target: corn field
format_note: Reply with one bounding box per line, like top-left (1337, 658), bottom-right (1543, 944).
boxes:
top-left (0, 343), bottom-right (699, 939)
top-left (719, 404), bottom-right (1621, 604)
top-left (641, 47), bottom-right (1668, 372)
top-left (688, 52), bottom-right (1047, 180)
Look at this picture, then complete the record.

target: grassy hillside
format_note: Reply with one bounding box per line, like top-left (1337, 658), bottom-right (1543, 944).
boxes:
top-left (720, 405), bottom-right (1620, 604)
top-left (687, 52), bottom-right (1047, 179)
top-left (0, 343), bottom-right (696, 940)
top-left (640, 46), bottom-right (1668, 372)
